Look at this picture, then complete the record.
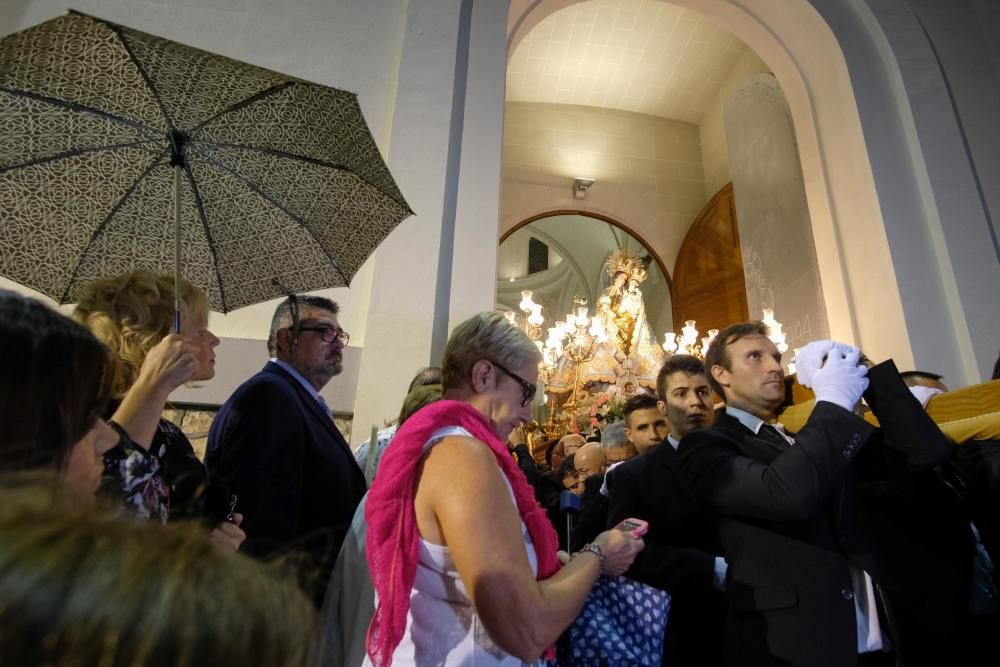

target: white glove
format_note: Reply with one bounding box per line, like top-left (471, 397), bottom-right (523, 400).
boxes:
top-left (811, 343), bottom-right (869, 411)
top-left (793, 340), bottom-right (837, 388)
top-left (909, 385), bottom-right (943, 409)
top-left (713, 557), bottom-right (729, 591)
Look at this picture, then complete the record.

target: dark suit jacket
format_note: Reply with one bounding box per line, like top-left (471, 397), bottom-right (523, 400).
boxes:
top-left (606, 442), bottom-right (725, 666)
top-left (677, 360), bottom-right (951, 667)
top-left (205, 362), bottom-right (366, 601)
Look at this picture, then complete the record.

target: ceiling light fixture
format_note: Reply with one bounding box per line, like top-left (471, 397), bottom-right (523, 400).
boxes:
top-left (573, 177), bottom-right (595, 200)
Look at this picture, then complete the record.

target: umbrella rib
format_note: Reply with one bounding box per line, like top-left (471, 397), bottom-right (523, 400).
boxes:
top-left (188, 82), bottom-right (293, 135)
top-left (196, 140), bottom-right (413, 212)
top-left (0, 85), bottom-right (161, 139)
top-left (104, 20), bottom-right (177, 132)
top-left (188, 146), bottom-right (349, 285)
top-left (0, 140), bottom-right (162, 173)
top-left (178, 161), bottom-right (231, 313)
top-left (59, 150), bottom-right (169, 304)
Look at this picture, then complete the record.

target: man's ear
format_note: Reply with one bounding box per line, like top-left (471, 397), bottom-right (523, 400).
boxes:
top-left (275, 327), bottom-right (294, 355)
top-left (711, 364), bottom-right (730, 389)
top-left (656, 399), bottom-right (666, 415)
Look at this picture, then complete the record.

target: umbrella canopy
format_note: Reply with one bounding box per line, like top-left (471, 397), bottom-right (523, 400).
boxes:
top-left (0, 11), bottom-right (412, 312)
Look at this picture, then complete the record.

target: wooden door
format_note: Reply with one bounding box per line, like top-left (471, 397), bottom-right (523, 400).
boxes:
top-left (672, 183), bottom-right (749, 332)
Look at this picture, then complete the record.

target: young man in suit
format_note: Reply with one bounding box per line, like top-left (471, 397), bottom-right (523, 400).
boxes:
top-left (677, 322), bottom-right (952, 666)
top-left (605, 355), bottom-right (725, 666)
top-left (205, 295), bottom-right (366, 604)
top-left (622, 393), bottom-right (669, 454)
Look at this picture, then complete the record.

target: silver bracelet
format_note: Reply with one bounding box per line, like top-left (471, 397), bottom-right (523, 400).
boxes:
top-left (577, 542), bottom-right (607, 574)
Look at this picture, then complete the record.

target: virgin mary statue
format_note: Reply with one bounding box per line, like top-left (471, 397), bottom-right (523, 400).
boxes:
top-left (571, 248), bottom-right (664, 393)
top-left (596, 249), bottom-right (660, 362)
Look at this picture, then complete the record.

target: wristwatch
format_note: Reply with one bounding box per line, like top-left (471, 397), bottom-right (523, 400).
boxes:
top-left (577, 542), bottom-right (608, 573)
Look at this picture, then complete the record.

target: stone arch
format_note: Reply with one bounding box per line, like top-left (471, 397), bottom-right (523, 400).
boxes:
top-left (500, 209), bottom-right (676, 338)
top-left (501, 209), bottom-right (674, 293)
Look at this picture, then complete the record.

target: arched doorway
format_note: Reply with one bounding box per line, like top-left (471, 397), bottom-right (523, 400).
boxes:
top-left (498, 210), bottom-right (673, 340)
top-left (502, 0), bottom-right (917, 372)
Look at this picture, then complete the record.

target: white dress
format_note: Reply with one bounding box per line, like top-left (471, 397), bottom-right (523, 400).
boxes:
top-left (365, 426), bottom-right (544, 667)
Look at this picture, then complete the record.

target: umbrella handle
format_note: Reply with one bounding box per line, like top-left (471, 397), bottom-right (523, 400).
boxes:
top-left (174, 164), bottom-right (182, 334)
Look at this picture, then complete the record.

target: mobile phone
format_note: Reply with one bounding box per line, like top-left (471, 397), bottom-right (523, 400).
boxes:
top-left (614, 518), bottom-right (648, 538)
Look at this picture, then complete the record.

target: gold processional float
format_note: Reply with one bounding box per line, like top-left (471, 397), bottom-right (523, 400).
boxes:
top-left (506, 248), bottom-right (790, 457)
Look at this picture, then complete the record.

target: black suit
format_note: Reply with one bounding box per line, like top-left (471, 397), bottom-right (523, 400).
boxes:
top-left (677, 360), bottom-right (951, 667)
top-left (606, 441), bottom-right (726, 666)
top-left (205, 362), bottom-right (366, 603)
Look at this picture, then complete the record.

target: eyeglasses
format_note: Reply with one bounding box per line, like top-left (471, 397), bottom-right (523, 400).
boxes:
top-left (298, 325), bottom-right (350, 345)
top-left (491, 360), bottom-right (536, 407)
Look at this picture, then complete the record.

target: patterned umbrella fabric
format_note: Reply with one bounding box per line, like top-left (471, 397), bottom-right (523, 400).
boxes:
top-left (0, 11), bottom-right (412, 312)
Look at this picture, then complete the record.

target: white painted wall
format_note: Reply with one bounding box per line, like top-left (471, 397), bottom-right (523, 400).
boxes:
top-left (698, 48), bottom-right (769, 198)
top-left (845, 0), bottom-right (1000, 382)
top-left (350, 0), bottom-right (513, 445)
top-left (725, 74), bottom-right (830, 359)
top-left (501, 102), bottom-right (706, 272)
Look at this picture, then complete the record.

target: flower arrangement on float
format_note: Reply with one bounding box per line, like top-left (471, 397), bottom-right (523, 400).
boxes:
top-left (589, 392), bottom-right (625, 427)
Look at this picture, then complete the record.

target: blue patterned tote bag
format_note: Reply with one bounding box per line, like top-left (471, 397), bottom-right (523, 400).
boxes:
top-left (562, 575), bottom-right (671, 667)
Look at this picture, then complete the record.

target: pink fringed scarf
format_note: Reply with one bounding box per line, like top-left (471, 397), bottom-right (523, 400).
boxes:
top-left (364, 400), bottom-right (560, 666)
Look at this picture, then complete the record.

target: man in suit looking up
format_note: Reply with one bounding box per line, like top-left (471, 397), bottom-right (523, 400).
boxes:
top-left (678, 322), bottom-right (952, 666)
top-left (205, 295), bottom-right (366, 605)
top-left (606, 354), bottom-right (725, 666)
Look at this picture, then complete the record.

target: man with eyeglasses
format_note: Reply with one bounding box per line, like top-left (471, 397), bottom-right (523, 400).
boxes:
top-left (205, 295), bottom-right (365, 606)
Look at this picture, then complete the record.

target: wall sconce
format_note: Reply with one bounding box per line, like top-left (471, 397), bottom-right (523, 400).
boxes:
top-left (573, 177), bottom-right (595, 200)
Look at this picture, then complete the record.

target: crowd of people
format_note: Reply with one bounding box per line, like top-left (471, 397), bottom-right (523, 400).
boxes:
top-left (1, 273), bottom-right (999, 666)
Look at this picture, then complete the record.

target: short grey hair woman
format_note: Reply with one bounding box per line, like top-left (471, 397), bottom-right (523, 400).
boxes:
top-left (365, 311), bottom-right (644, 666)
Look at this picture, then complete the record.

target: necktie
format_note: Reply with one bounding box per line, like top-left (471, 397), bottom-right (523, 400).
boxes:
top-left (758, 423), bottom-right (790, 446)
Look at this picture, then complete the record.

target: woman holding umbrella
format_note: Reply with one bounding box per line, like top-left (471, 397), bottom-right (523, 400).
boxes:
top-left (364, 311), bottom-right (644, 666)
top-left (73, 269), bottom-right (243, 550)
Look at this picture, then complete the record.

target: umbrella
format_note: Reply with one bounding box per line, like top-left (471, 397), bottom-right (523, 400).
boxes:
top-left (0, 10), bottom-right (412, 317)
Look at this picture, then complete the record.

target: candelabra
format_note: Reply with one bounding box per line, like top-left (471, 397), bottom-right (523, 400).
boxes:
top-left (509, 290), bottom-right (544, 340)
top-left (761, 308), bottom-right (788, 353)
top-left (786, 347), bottom-right (802, 375)
top-left (543, 303), bottom-right (608, 414)
top-left (662, 310), bottom-right (788, 361)
top-left (662, 320), bottom-right (718, 359)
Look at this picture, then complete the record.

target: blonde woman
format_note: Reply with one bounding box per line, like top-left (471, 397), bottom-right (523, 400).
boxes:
top-left (73, 270), bottom-right (241, 548)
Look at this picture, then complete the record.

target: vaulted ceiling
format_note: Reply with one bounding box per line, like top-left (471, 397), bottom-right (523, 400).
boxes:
top-left (506, 0), bottom-right (750, 124)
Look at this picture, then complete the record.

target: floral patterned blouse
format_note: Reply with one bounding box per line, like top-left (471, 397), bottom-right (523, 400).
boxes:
top-left (103, 418), bottom-right (208, 523)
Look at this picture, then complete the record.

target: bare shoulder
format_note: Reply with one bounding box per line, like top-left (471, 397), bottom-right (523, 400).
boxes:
top-left (424, 434), bottom-right (496, 466)
top-left (424, 435), bottom-right (497, 476)
top-left (420, 435), bottom-right (508, 497)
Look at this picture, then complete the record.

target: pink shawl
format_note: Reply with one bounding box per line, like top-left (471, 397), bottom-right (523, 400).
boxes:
top-left (364, 399), bottom-right (560, 666)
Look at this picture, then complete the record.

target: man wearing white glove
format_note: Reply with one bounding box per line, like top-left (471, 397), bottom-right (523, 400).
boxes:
top-left (794, 339), bottom-right (870, 411)
top-left (677, 322), bottom-right (951, 667)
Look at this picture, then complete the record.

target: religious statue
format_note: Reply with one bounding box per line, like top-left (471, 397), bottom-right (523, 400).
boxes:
top-left (542, 247), bottom-right (665, 436)
top-left (595, 249), bottom-right (659, 364)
